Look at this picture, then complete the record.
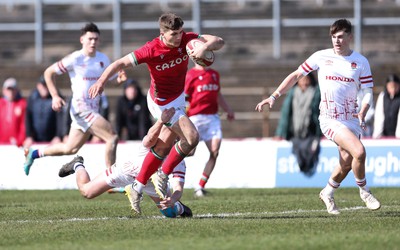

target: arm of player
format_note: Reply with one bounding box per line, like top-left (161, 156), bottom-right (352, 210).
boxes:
top-left (88, 54), bottom-right (132, 99)
top-left (255, 69), bottom-right (304, 112)
top-left (218, 92), bottom-right (235, 121)
top-left (354, 87), bottom-right (372, 130)
top-left (159, 180), bottom-right (184, 209)
top-left (191, 34), bottom-right (224, 59)
top-left (142, 108), bottom-right (175, 148)
top-left (44, 66), bottom-right (66, 112)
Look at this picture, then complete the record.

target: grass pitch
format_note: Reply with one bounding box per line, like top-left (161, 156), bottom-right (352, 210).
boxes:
top-left (1, 188), bottom-right (399, 250)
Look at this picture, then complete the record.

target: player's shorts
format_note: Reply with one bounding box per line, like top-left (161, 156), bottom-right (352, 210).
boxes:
top-left (190, 114), bottom-right (222, 142)
top-left (104, 161), bottom-right (138, 188)
top-left (70, 109), bottom-right (100, 133)
top-left (147, 92), bottom-right (187, 127)
top-left (104, 159), bottom-right (186, 198)
top-left (319, 117), bottom-right (362, 142)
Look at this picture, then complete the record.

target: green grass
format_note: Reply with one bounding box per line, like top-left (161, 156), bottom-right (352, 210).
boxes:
top-left (1, 188), bottom-right (399, 250)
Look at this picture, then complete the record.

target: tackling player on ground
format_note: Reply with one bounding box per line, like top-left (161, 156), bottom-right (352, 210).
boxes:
top-left (58, 107), bottom-right (192, 218)
top-left (255, 19), bottom-right (380, 215)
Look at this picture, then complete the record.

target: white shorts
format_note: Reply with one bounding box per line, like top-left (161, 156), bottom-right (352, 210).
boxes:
top-left (319, 117), bottom-right (362, 141)
top-left (190, 114), bottom-right (222, 142)
top-left (147, 92), bottom-right (187, 127)
top-left (104, 160), bottom-right (186, 198)
top-left (70, 109), bottom-right (100, 133)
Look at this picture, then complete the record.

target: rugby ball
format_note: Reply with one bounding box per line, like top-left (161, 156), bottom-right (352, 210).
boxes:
top-left (186, 38), bottom-right (215, 67)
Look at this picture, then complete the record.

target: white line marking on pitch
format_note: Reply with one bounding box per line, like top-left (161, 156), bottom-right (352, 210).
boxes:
top-left (2, 205), bottom-right (392, 224)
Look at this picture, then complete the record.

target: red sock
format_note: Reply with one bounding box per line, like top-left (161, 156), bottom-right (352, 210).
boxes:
top-left (199, 172), bottom-right (209, 189)
top-left (161, 143), bottom-right (186, 175)
top-left (136, 148), bottom-right (164, 185)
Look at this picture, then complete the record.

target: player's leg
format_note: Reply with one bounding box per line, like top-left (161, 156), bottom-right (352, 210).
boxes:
top-left (319, 147), bottom-right (351, 214)
top-left (78, 172), bottom-right (112, 199)
top-left (334, 127), bottom-right (380, 210)
top-left (23, 128), bottom-right (89, 175)
top-left (195, 137), bottom-right (221, 197)
top-left (44, 128), bottom-right (90, 156)
top-left (58, 155), bottom-right (111, 199)
top-left (152, 116), bottom-right (199, 198)
top-left (160, 115), bottom-right (199, 175)
top-left (88, 116), bottom-right (118, 168)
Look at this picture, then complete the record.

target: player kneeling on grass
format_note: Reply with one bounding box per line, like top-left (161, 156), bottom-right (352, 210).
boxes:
top-left (59, 107), bottom-right (192, 218)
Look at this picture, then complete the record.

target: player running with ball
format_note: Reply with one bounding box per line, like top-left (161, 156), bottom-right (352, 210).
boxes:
top-left (88, 13), bottom-right (224, 214)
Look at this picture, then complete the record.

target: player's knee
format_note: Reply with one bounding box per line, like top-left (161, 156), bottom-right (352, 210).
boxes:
top-left (186, 129), bottom-right (199, 148)
top-left (108, 134), bottom-right (119, 148)
top-left (79, 188), bottom-right (94, 199)
top-left (211, 150), bottom-right (219, 159)
top-left (64, 147), bottom-right (79, 155)
top-left (352, 146), bottom-right (366, 162)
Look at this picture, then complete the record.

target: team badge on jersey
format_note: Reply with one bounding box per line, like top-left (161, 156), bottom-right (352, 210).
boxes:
top-left (325, 60), bottom-right (333, 66)
top-left (351, 62), bottom-right (357, 70)
top-left (100, 62), bottom-right (104, 68)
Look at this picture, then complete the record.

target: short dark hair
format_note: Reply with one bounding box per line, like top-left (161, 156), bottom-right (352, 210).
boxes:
top-left (330, 19), bottom-right (352, 35)
top-left (81, 22), bottom-right (100, 36)
top-left (386, 74), bottom-right (400, 85)
top-left (159, 13), bottom-right (184, 32)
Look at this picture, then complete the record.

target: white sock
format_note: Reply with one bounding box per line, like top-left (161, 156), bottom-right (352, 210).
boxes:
top-left (324, 178), bottom-right (340, 196)
top-left (73, 163), bottom-right (84, 171)
top-left (133, 180), bottom-right (144, 194)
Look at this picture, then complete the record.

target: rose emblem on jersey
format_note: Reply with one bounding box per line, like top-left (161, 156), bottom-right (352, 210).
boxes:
top-left (351, 62), bottom-right (357, 70)
top-left (100, 62), bottom-right (104, 68)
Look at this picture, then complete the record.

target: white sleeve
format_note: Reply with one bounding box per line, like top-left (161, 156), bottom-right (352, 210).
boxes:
top-left (372, 92), bottom-right (385, 138)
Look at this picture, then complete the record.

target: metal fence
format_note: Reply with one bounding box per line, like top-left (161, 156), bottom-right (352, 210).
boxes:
top-left (1, 0), bottom-right (400, 64)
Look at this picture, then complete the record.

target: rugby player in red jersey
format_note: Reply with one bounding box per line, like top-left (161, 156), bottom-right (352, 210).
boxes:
top-left (89, 13), bottom-right (224, 214)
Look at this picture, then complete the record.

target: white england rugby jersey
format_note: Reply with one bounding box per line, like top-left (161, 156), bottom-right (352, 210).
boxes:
top-left (53, 49), bottom-right (111, 113)
top-left (299, 49), bottom-right (373, 120)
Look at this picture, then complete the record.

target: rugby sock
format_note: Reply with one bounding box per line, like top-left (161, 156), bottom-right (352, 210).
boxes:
top-left (355, 178), bottom-right (370, 192)
top-left (136, 147), bottom-right (164, 185)
top-left (161, 142), bottom-right (187, 175)
top-left (325, 178), bottom-right (340, 196)
top-left (31, 149), bottom-right (40, 159)
top-left (132, 181), bottom-right (145, 194)
top-left (73, 162), bottom-right (85, 172)
top-left (199, 172), bottom-right (209, 189)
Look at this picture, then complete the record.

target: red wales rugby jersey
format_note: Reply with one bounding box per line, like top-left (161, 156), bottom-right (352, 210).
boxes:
top-left (185, 67), bottom-right (220, 116)
top-left (131, 32), bottom-right (199, 105)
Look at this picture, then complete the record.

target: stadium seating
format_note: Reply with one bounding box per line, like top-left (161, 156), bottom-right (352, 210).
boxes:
top-left (1, 0), bottom-right (400, 137)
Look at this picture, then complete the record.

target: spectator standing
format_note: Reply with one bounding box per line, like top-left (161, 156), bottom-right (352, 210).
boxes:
top-left (274, 73), bottom-right (322, 176)
top-left (0, 78), bottom-right (27, 147)
top-left (24, 76), bottom-right (64, 148)
top-left (115, 79), bottom-right (152, 141)
top-left (185, 63), bottom-right (234, 197)
top-left (373, 74), bottom-right (400, 138)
